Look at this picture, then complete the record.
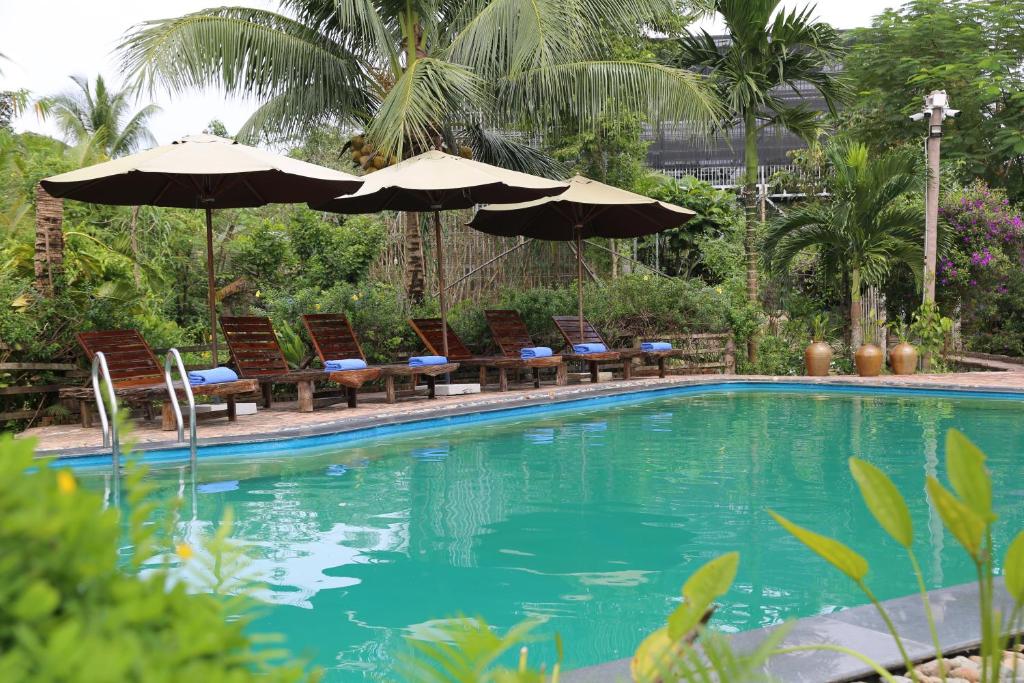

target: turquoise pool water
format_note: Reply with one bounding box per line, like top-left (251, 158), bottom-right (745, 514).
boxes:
top-left (80, 387), bottom-right (1024, 679)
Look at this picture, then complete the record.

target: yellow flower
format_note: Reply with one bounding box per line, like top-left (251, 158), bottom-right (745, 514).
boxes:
top-left (351, 294), bottom-right (359, 302)
top-left (643, 274), bottom-right (650, 281)
top-left (715, 286), bottom-right (723, 294)
top-left (176, 543), bottom-right (194, 560)
top-left (254, 290), bottom-right (262, 298)
top-left (56, 470), bottom-right (77, 494)
top-left (314, 303), bottom-right (322, 311)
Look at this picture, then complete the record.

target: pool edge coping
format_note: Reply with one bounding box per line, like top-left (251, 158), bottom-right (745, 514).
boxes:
top-left (33, 375), bottom-right (1024, 462)
top-left (562, 578), bottom-right (1017, 683)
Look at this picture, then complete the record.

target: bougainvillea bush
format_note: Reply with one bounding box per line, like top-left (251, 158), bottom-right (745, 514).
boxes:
top-left (939, 181), bottom-right (1024, 354)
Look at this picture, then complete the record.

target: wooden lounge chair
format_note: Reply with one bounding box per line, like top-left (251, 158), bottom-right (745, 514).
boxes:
top-left (301, 313), bottom-right (459, 403)
top-left (59, 329), bottom-right (259, 430)
top-left (552, 316), bottom-right (685, 379)
top-left (484, 309), bottom-right (622, 384)
top-left (221, 315), bottom-right (373, 412)
top-left (409, 318), bottom-right (566, 391)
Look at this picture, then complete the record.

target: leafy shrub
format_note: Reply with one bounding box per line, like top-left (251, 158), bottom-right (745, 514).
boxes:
top-left (0, 434), bottom-right (316, 682)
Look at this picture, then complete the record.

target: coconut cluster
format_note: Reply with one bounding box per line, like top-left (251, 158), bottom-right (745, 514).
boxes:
top-left (346, 135), bottom-right (474, 172)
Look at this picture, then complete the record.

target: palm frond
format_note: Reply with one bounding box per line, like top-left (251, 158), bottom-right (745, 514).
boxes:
top-left (461, 123), bottom-right (567, 178)
top-left (112, 103), bottom-right (161, 156)
top-left (367, 57), bottom-right (485, 158)
top-left (499, 60), bottom-right (721, 134)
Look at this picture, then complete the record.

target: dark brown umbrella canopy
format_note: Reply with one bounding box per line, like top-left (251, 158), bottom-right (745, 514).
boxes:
top-left (468, 175), bottom-right (695, 238)
top-left (41, 134), bottom-right (363, 207)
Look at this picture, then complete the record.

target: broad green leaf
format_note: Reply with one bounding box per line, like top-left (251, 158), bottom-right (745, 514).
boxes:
top-left (926, 477), bottom-right (985, 560)
top-left (1005, 530), bottom-right (1024, 604)
top-left (945, 430), bottom-right (995, 522)
top-left (849, 458), bottom-right (913, 548)
top-left (769, 510), bottom-right (868, 581)
top-left (682, 552), bottom-right (740, 604)
top-left (667, 552), bottom-right (738, 640)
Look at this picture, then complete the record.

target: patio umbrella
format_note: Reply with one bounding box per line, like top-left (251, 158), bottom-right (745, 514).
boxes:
top-left (468, 175), bottom-right (696, 340)
top-left (312, 150), bottom-right (567, 356)
top-left (41, 134), bottom-right (362, 362)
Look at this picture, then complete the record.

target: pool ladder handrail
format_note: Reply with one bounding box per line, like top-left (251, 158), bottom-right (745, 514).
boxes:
top-left (90, 352), bottom-right (119, 461)
top-left (163, 348), bottom-right (198, 467)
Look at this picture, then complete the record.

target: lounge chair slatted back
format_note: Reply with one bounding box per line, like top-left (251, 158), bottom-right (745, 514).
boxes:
top-left (76, 330), bottom-right (165, 387)
top-left (220, 316), bottom-right (290, 377)
top-left (484, 310), bottom-right (538, 357)
top-left (551, 316), bottom-right (607, 348)
top-left (408, 318), bottom-right (472, 360)
top-left (301, 313), bottom-right (367, 363)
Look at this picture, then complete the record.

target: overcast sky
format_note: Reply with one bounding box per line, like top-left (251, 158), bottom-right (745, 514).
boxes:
top-left (1, 0), bottom-right (905, 146)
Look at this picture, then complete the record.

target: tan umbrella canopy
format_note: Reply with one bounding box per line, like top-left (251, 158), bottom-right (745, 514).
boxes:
top-left (312, 150), bottom-right (567, 356)
top-left (468, 175), bottom-right (696, 339)
top-left (41, 134), bottom-right (363, 362)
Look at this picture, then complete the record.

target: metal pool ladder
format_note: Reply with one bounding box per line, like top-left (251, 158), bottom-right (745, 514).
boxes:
top-left (163, 348), bottom-right (198, 467)
top-left (90, 352), bottom-right (120, 506)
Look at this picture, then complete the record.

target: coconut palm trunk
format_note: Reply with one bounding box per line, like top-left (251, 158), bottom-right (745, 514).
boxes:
top-left (850, 266), bottom-right (863, 350)
top-left (33, 185), bottom-right (64, 296)
top-left (742, 110), bottom-right (760, 362)
top-left (404, 211), bottom-right (426, 303)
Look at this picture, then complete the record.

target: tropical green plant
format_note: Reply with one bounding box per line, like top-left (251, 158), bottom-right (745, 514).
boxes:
top-left (35, 75), bottom-right (160, 158)
top-left (911, 300), bottom-right (954, 368)
top-left (811, 313), bottom-right (830, 342)
top-left (763, 140), bottom-right (925, 349)
top-left (771, 429), bottom-right (1024, 683)
top-left (668, 0), bottom-right (848, 354)
top-left (888, 318), bottom-right (912, 345)
top-left (119, 0), bottom-right (718, 166)
top-left (0, 432), bottom-right (318, 682)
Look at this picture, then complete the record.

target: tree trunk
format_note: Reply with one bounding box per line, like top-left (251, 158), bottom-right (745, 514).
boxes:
top-left (33, 184), bottom-right (64, 296)
top-left (404, 211), bottom-right (426, 303)
top-left (850, 267), bottom-right (863, 351)
top-left (129, 205), bottom-right (142, 287)
top-left (742, 111), bottom-right (760, 363)
top-left (611, 238), bottom-right (618, 279)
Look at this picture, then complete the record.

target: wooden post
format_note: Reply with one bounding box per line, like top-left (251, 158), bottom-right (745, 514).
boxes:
top-left (347, 387), bottom-right (358, 408)
top-left (576, 226), bottom-right (585, 342)
top-left (205, 207), bottom-right (218, 365)
top-left (385, 376), bottom-right (397, 404)
top-left (498, 367), bottom-right (508, 392)
top-left (589, 361), bottom-right (599, 383)
top-left (556, 363), bottom-right (567, 386)
top-left (532, 368), bottom-right (540, 388)
top-left (622, 358), bottom-right (633, 380)
top-left (34, 185), bottom-right (64, 295)
top-left (296, 381), bottom-right (314, 413)
top-left (725, 335), bottom-right (737, 374)
top-left (478, 366), bottom-right (487, 387)
top-left (433, 209), bottom-right (449, 359)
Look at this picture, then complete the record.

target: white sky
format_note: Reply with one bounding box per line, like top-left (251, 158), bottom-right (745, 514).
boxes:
top-left (1, 0), bottom-right (905, 146)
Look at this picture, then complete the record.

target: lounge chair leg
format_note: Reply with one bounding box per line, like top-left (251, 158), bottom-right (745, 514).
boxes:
top-left (385, 376), bottom-right (396, 404)
top-left (479, 366), bottom-right (487, 387)
top-left (426, 375), bottom-right (437, 399)
top-left (227, 396), bottom-right (237, 421)
top-left (80, 400), bottom-right (92, 428)
top-left (532, 367), bottom-right (540, 388)
top-left (556, 363), bottom-right (567, 386)
top-left (261, 383), bottom-right (273, 409)
top-left (347, 387), bottom-right (358, 408)
top-left (658, 357), bottom-right (667, 378)
top-left (161, 403), bottom-right (176, 431)
top-left (297, 381), bottom-right (314, 413)
top-left (623, 358), bottom-right (633, 380)
top-left (498, 367), bottom-right (508, 392)
top-left (590, 362), bottom-right (599, 383)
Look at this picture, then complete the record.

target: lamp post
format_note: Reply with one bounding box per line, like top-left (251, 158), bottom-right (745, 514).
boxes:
top-left (910, 90), bottom-right (958, 305)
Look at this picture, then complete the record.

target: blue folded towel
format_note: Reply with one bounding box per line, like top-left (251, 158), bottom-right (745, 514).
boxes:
top-left (408, 355), bottom-right (448, 367)
top-left (187, 367), bottom-right (239, 385)
top-left (520, 346), bottom-right (553, 359)
top-left (573, 343), bottom-right (607, 354)
top-left (324, 358), bottom-right (368, 371)
top-left (641, 341), bottom-right (673, 351)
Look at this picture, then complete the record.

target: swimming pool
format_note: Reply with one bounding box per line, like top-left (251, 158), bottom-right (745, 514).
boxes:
top-left (76, 385), bottom-right (1024, 680)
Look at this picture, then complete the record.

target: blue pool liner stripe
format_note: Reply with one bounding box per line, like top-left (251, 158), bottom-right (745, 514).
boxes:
top-left (52, 381), bottom-right (1024, 471)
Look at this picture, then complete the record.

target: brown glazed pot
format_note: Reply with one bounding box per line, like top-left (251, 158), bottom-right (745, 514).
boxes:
top-left (855, 343), bottom-right (884, 377)
top-left (889, 342), bottom-right (919, 375)
top-left (804, 341), bottom-right (833, 376)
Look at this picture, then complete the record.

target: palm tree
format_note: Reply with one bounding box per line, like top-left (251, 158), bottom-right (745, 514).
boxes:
top-left (118, 0), bottom-right (721, 301)
top-left (670, 0), bottom-right (848, 359)
top-left (37, 75), bottom-right (160, 158)
top-left (762, 141), bottom-right (924, 349)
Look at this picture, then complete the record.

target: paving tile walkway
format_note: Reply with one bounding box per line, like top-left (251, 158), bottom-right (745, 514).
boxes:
top-left (17, 369), bottom-right (1024, 457)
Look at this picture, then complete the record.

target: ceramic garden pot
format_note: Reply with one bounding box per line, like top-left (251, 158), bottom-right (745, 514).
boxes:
top-left (804, 341), bottom-right (833, 376)
top-left (855, 343), bottom-right (884, 377)
top-left (889, 342), bottom-right (918, 375)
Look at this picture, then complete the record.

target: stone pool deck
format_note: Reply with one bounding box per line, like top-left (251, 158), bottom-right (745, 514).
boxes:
top-left (563, 578), bottom-right (1018, 683)
top-left (18, 368), bottom-right (1024, 457)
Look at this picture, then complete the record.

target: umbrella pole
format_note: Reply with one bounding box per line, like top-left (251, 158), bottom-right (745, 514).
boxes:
top-left (205, 207), bottom-right (218, 365)
top-left (576, 226), bottom-right (584, 342)
top-left (434, 210), bottom-right (448, 359)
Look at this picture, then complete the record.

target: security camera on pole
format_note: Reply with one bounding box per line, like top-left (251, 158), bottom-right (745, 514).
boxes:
top-left (909, 91), bottom-right (958, 305)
